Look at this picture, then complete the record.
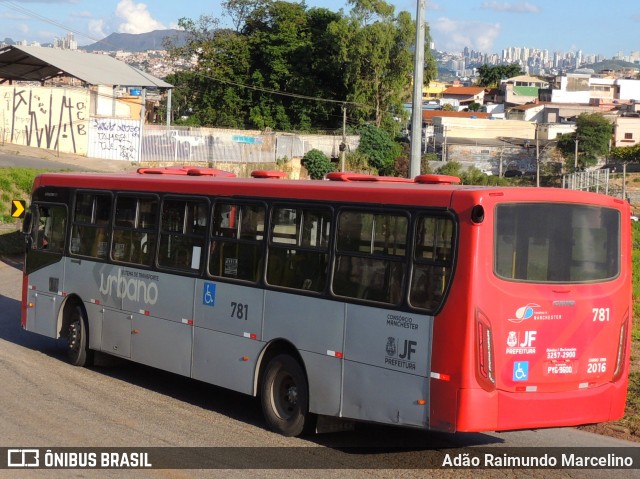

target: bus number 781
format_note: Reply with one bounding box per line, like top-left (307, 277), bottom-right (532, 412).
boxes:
top-left (592, 308), bottom-right (610, 322)
top-left (231, 302), bottom-right (249, 320)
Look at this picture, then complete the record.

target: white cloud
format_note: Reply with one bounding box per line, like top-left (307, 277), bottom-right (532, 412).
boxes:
top-left (88, 19), bottom-right (107, 38)
top-left (115, 0), bottom-right (165, 34)
top-left (432, 17), bottom-right (501, 53)
top-left (480, 2), bottom-right (540, 14)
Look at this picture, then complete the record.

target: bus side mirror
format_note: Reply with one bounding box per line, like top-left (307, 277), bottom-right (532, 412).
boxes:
top-left (22, 211), bottom-right (33, 250)
top-left (22, 211), bottom-right (33, 235)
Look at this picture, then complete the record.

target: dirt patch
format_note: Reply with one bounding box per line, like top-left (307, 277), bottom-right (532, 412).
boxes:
top-left (581, 334), bottom-right (640, 443)
top-left (579, 423), bottom-right (638, 442)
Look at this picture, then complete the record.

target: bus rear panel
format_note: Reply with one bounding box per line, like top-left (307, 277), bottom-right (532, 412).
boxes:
top-left (433, 193), bottom-right (631, 432)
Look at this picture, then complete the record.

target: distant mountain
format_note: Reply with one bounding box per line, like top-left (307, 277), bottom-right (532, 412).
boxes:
top-left (82, 29), bottom-right (188, 52)
top-left (582, 59), bottom-right (639, 73)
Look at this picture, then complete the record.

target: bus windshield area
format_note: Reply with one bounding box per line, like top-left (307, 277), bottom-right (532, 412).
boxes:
top-left (494, 203), bottom-right (620, 283)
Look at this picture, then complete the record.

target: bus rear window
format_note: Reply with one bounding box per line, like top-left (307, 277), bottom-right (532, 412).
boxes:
top-left (495, 203), bottom-right (620, 283)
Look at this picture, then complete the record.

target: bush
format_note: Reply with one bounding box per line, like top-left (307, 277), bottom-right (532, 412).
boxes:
top-left (357, 125), bottom-right (402, 176)
top-left (302, 149), bottom-right (335, 180)
top-left (345, 151), bottom-right (376, 174)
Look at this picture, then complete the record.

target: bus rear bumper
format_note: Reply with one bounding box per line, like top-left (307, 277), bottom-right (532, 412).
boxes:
top-left (455, 381), bottom-right (628, 432)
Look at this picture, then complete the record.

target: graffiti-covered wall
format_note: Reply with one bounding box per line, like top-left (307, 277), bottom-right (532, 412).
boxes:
top-left (0, 85), bottom-right (90, 155)
top-left (88, 118), bottom-right (141, 162)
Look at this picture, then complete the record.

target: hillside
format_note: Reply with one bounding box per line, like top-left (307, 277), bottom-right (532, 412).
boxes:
top-left (581, 58), bottom-right (639, 73)
top-left (82, 29), bottom-right (187, 52)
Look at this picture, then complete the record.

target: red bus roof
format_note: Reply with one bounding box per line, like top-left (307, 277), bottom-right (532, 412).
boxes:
top-left (136, 166), bottom-right (236, 177)
top-left (30, 171), bottom-right (626, 210)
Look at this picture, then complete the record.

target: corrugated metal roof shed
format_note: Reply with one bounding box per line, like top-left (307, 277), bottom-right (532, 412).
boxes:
top-left (0, 45), bottom-right (172, 88)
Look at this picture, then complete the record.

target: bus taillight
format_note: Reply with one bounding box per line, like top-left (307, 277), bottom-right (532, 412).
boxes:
top-left (476, 308), bottom-right (495, 390)
top-left (613, 314), bottom-right (629, 382)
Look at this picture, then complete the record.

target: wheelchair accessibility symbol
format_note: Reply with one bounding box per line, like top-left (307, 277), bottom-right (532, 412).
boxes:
top-left (203, 282), bottom-right (216, 307)
top-left (513, 361), bottom-right (529, 381)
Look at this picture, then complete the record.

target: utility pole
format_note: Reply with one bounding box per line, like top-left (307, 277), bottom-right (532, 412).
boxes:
top-left (166, 89), bottom-right (172, 128)
top-left (574, 138), bottom-right (579, 171)
top-left (536, 130), bottom-right (540, 187)
top-left (409, 0), bottom-right (426, 178)
top-left (340, 103), bottom-right (347, 172)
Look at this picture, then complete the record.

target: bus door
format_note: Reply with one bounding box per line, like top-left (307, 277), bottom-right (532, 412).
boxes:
top-left (342, 305), bottom-right (433, 428)
top-left (192, 201), bottom-right (269, 394)
top-left (23, 202), bottom-right (68, 338)
top-left (335, 209), bottom-right (436, 428)
top-left (256, 204), bottom-right (345, 417)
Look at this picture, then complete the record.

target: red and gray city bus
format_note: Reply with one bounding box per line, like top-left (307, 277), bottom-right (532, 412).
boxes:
top-left (21, 168), bottom-right (632, 436)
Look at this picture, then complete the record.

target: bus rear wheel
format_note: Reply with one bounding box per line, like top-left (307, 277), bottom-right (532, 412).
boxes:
top-left (67, 305), bottom-right (92, 367)
top-left (260, 354), bottom-right (309, 437)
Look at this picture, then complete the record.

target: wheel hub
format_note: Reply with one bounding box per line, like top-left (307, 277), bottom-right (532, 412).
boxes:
top-left (69, 322), bottom-right (79, 351)
top-left (285, 385), bottom-right (298, 405)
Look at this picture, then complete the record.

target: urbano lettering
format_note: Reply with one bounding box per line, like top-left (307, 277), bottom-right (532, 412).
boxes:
top-left (99, 270), bottom-right (158, 305)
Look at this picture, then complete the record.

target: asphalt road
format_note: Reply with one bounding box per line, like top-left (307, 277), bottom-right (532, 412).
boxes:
top-left (0, 257), bottom-right (638, 479)
top-left (0, 144), bottom-right (135, 172)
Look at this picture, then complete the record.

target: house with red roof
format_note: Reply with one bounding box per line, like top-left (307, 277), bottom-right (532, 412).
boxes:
top-left (441, 86), bottom-right (485, 107)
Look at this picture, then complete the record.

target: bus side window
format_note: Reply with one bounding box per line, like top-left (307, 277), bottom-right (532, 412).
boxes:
top-left (111, 195), bottom-right (158, 266)
top-left (158, 197), bottom-right (208, 272)
top-left (332, 210), bottom-right (407, 305)
top-left (266, 206), bottom-right (331, 292)
top-left (210, 202), bottom-right (265, 282)
top-left (33, 205), bottom-right (67, 254)
top-left (409, 216), bottom-right (454, 311)
top-left (71, 192), bottom-right (111, 259)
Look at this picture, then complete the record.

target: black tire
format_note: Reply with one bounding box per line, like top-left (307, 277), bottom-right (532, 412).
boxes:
top-left (260, 354), bottom-right (310, 437)
top-left (67, 305), bottom-right (92, 367)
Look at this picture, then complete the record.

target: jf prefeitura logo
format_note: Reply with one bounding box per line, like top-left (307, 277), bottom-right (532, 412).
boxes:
top-left (385, 337), bottom-right (417, 370)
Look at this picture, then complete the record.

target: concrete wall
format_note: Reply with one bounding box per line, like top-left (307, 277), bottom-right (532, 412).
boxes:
top-left (0, 85), bottom-right (90, 155)
top-left (88, 118), bottom-right (141, 161)
top-left (617, 79), bottom-right (640, 102)
top-left (446, 143), bottom-right (537, 175)
top-left (614, 116), bottom-right (640, 147)
top-left (0, 84), bottom-right (358, 164)
top-left (433, 117), bottom-right (536, 141)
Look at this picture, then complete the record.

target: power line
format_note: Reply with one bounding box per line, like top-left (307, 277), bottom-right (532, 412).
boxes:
top-left (189, 69), bottom-right (368, 110)
top-left (0, 0), bottom-right (104, 45)
top-left (0, 1), bottom-right (404, 129)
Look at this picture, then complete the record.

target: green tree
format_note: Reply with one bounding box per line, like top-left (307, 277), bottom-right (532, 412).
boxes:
top-left (557, 113), bottom-right (613, 170)
top-left (436, 160), bottom-right (463, 178)
top-left (302, 149), bottom-right (335, 179)
top-left (166, 0), bottom-right (430, 133)
top-left (357, 124), bottom-right (402, 175)
top-left (476, 64), bottom-right (524, 87)
top-left (465, 102), bottom-right (482, 112)
top-left (345, 150), bottom-right (376, 173)
top-left (338, 0), bottom-right (417, 130)
top-left (435, 162), bottom-right (510, 185)
top-left (611, 144), bottom-right (640, 163)
top-left (166, 15), bottom-right (252, 127)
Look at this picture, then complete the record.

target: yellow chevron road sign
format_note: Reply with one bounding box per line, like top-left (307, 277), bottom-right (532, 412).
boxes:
top-left (11, 200), bottom-right (26, 218)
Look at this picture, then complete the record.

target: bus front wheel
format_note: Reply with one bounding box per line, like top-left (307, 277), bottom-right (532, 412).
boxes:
top-left (67, 305), bottom-right (92, 367)
top-left (260, 354), bottom-right (309, 437)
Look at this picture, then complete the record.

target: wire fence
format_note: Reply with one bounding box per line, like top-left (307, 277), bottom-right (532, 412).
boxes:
top-left (140, 125), bottom-right (358, 165)
top-left (141, 125), bottom-right (276, 164)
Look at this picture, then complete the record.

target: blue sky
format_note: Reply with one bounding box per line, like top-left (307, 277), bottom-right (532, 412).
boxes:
top-left (0, 0), bottom-right (636, 58)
